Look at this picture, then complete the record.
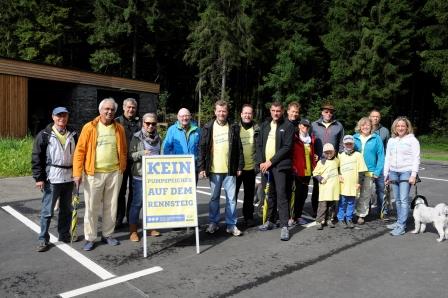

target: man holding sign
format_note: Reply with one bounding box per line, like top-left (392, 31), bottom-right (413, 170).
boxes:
top-left (199, 100), bottom-right (244, 236)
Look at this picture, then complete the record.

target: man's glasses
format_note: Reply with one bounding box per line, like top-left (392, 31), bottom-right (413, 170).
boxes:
top-left (144, 122), bottom-right (157, 126)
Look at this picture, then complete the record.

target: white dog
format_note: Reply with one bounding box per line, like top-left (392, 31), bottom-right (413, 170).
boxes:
top-left (411, 198), bottom-right (448, 242)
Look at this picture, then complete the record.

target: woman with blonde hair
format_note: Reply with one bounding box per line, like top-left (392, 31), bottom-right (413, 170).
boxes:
top-left (384, 117), bottom-right (420, 236)
top-left (353, 117), bottom-right (384, 225)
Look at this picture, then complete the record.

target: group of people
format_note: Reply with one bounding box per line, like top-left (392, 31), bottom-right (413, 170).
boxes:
top-left (31, 97), bottom-right (420, 252)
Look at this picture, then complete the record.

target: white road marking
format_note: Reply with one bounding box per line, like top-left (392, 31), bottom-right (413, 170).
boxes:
top-left (2, 205), bottom-right (116, 280)
top-left (420, 176), bottom-right (448, 182)
top-left (59, 266), bottom-right (163, 298)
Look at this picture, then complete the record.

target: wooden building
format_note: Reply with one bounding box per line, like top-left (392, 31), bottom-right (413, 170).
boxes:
top-left (0, 58), bottom-right (160, 137)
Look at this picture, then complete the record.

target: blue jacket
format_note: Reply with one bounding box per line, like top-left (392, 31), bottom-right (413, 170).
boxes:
top-left (162, 121), bottom-right (201, 170)
top-left (353, 133), bottom-right (384, 177)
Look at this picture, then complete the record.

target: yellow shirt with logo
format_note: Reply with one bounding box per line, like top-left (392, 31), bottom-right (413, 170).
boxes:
top-left (265, 121), bottom-right (277, 161)
top-left (240, 126), bottom-right (255, 170)
top-left (313, 157), bottom-right (340, 201)
top-left (95, 122), bottom-right (119, 173)
top-left (339, 151), bottom-right (367, 196)
top-left (211, 121), bottom-right (229, 173)
top-left (52, 126), bottom-right (67, 147)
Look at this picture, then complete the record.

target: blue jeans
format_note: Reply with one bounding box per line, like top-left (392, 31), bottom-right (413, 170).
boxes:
top-left (389, 171), bottom-right (412, 229)
top-left (129, 178), bottom-right (143, 225)
top-left (374, 173), bottom-right (386, 215)
top-left (337, 195), bottom-right (355, 221)
top-left (39, 182), bottom-right (73, 243)
top-left (209, 174), bottom-right (237, 228)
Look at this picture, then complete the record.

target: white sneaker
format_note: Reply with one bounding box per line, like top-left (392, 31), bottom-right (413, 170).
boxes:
top-left (206, 223), bottom-right (219, 234)
top-left (226, 226), bottom-right (242, 236)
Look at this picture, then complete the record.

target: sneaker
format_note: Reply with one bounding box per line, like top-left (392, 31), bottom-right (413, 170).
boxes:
top-left (206, 223), bottom-right (219, 234)
top-left (338, 220), bottom-right (347, 228)
top-left (387, 223), bottom-right (398, 230)
top-left (390, 227), bottom-right (405, 236)
top-left (258, 221), bottom-right (275, 231)
top-left (357, 217), bottom-right (365, 225)
top-left (288, 219), bottom-right (296, 227)
top-left (346, 220), bottom-right (355, 229)
top-left (147, 230), bottom-right (161, 237)
top-left (316, 222), bottom-right (324, 230)
top-left (83, 241), bottom-right (95, 251)
top-left (36, 241), bottom-right (49, 252)
top-left (280, 227), bottom-right (289, 241)
top-left (226, 226), bottom-right (242, 236)
top-left (130, 232), bottom-right (139, 242)
top-left (327, 220), bottom-right (335, 228)
top-left (101, 236), bottom-right (120, 246)
top-left (297, 217), bottom-right (308, 225)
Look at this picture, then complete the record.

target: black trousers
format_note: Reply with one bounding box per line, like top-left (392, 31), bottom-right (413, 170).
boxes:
top-left (236, 169), bottom-right (256, 220)
top-left (291, 176), bottom-right (311, 219)
top-left (116, 161), bottom-right (133, 223)
top-left (263, 168), bottom-right (290, 228)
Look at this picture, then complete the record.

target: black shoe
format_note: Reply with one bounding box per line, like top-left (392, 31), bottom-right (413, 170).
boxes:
top-left (245, 218), bottom-right (256, 228)
top-left (36, 242), bottom-right (49, 252)
top-left (346, 220), bottom-right (355, 229)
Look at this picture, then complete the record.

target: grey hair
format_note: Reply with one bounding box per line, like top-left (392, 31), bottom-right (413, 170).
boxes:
top-left (142, 112), bottom-right (157, 122)
top-left (123, 98), bottom-right (137, 107)
top-left (98, 98), bottom-right (118, 112)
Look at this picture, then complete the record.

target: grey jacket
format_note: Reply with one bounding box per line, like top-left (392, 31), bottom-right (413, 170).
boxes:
top-left (311, 117), bottom-right (345, 158)
top-left (373, 124), bottom-right (390, 149)
top-left (129, 130), bottom-right (161, 177)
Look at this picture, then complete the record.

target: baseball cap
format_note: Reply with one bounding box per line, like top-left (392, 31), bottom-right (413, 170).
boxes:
top-left (323, 143), bottom-right (335, 152)
top-left (52, 107), bottom-right (69, 115)
top-left (343, 135), bottom-right (354, 144)
top-left (299, 119), bottom-right (311, 126)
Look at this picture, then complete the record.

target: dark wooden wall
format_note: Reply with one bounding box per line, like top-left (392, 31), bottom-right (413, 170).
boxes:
top-left (0, 74), bottom-right (28, 137)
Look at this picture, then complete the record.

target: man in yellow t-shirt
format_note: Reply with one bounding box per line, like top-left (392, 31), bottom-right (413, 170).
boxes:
top-left (236, 104), bottom-right (259, 227)
top-left (198, 100), bottom-right (244, 237)
top-left (257, 102), bottom-right (295, 241)
top-left (73, 98), bottom-right (127, 251)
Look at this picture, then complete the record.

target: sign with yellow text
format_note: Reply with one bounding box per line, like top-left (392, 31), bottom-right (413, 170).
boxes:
top-left (142, 155), bottom-right (198, 229)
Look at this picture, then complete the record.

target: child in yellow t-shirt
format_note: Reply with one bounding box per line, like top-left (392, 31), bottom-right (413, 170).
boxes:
top-left (337, 135), bottom-right (367, 228)
top-left (312, 143), bottom-right (340, 230)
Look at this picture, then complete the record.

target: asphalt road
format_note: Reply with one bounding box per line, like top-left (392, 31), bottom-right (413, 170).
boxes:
top-left (0, 161), bottom-right (447, 298)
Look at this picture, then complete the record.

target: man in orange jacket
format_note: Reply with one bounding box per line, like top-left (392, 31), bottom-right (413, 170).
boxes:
top-left (73, 98), bottom-right (127, 251)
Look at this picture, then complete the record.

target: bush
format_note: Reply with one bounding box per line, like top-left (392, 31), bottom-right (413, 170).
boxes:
top-left (0, 136), bottom-right (33, 177)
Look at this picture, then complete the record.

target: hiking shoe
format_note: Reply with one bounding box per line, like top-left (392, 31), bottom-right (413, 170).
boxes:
top-left (258, 221), bottom-right (275, 231)
top-left (316, 222), bottom-right (324, 230)
top-left (83, 241), bottom-right (95, 251)
top-left (101, 236), bottom-right (120, 246)
top-left (346, 220), bottom-right (355, 229)
top-left (206, 223), bottom-right (219, 234)
top-left (280, 227), bottom-right (289, 241)
top-left (36, 241), bottom-right (49, 252)
top-left (297, 217), bottom-right (308, 225)
top-left (390, 227), bottom-right (405, 236)
top-left (387, 223), bottom-right (398, 230)
top-left (327, 220), bottom-right (335, 228)
top-left (226, 227), bottom-right (242, 236)
top-left (130, 232), bottom-right (139, 242)
top-left (357, 217), bottom-right (365, 225)
top-left (245, 219), bottom-right (256, 228)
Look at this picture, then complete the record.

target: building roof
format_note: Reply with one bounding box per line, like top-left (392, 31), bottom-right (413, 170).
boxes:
top-left (0, 57), bottom-right (159, 94)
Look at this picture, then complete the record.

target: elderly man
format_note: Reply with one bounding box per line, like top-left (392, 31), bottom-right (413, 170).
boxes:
top-left (32, 107), bottom-right (78, 252)
top-left (369, 109), bottom-right (390, 219)
top-left (73, 98), bottom-right (127, 251)
top-left (198, 100), bottom-right (244, 236)
top-left (115, 98), bottom-right (140, 229)
top-left (235, 104), bottom-right (259, 227)
top-left (310, 103), bottom-right (345, 217)
top-left (162, 108), bottom-right (201, 182)
top-left (257, 102), bottom-right (295, 241)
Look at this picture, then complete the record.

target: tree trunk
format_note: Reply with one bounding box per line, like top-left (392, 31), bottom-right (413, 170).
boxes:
top-left (132, 21), bottom-right (137, 79)
top-left (221, 58), bottom-right (226, 100)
